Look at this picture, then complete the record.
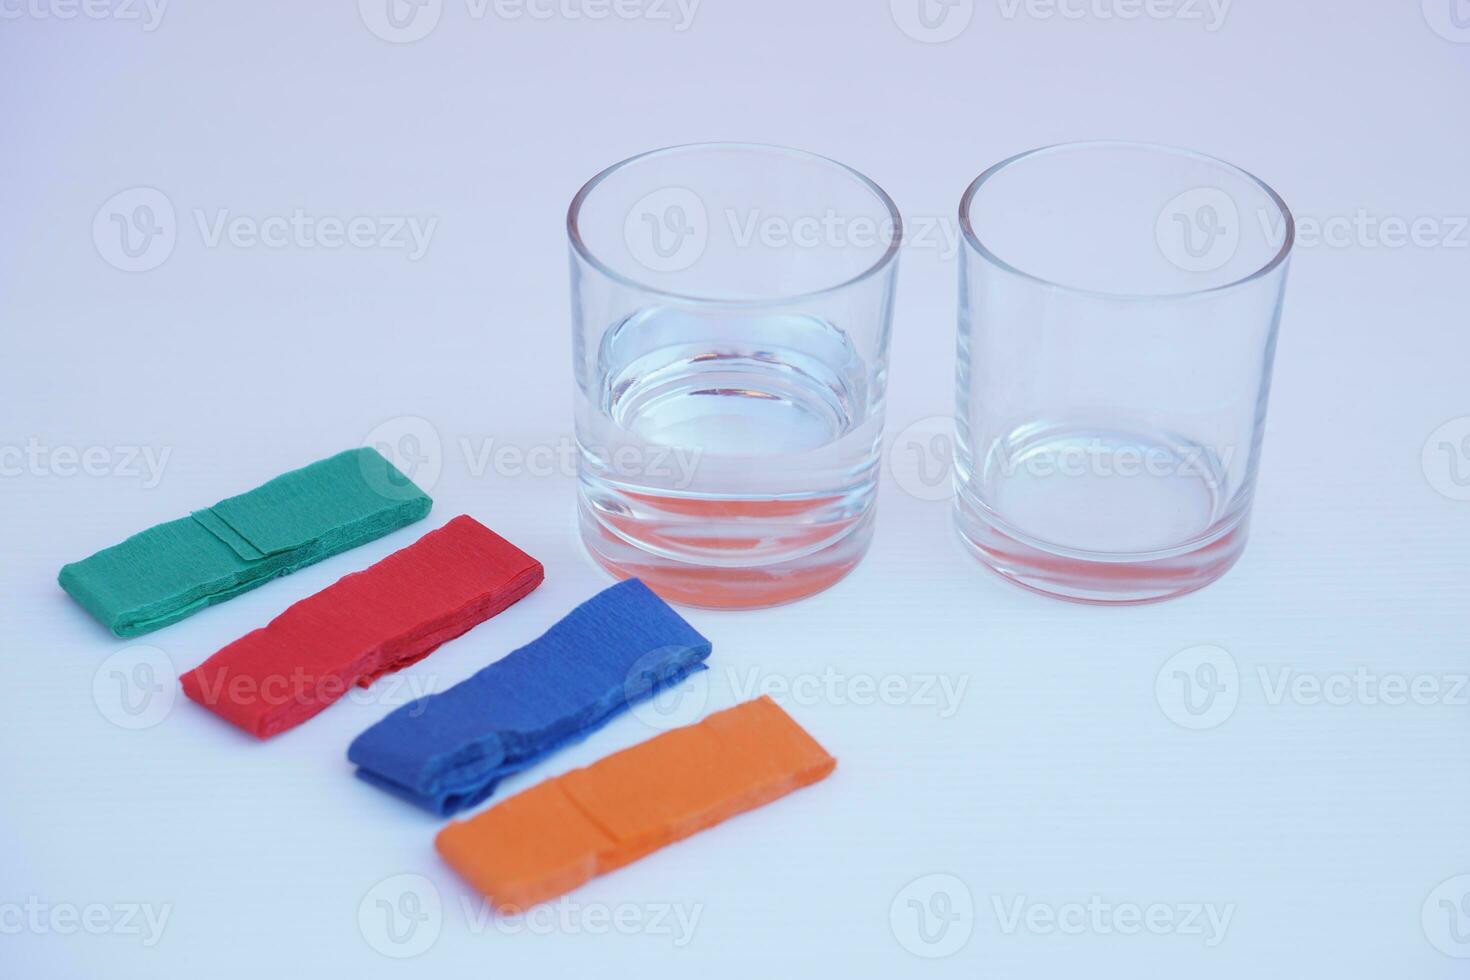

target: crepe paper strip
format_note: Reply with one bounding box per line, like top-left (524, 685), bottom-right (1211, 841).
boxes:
top-left (348, 578), bottom-right (712, 816)
top-left (179, 515), bottom-right (543, 739)
top-left (58, 448), bottom-right (432, 638)
top-left (435, 696), bottom-right (835, 911)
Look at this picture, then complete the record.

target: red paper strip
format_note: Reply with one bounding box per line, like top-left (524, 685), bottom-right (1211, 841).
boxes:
top-left (180, 515), bottom-right (543, 739)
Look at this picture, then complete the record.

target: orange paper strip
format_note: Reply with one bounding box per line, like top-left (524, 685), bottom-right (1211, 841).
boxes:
top-left (435, 696), bottom-right (835, 910)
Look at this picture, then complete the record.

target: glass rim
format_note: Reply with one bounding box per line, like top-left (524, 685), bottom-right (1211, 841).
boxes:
top-left (566, 141), bottom-right (904, 307)
top-left (958, 139), bottom-right (1296, 302)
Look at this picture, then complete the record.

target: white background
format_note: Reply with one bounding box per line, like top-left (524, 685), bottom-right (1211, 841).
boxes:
top-left (3, 1), bottom-right (1468, 977)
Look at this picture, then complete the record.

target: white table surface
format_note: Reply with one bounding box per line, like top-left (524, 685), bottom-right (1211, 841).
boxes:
top-left (3, 2), bottom-right (1467, 977)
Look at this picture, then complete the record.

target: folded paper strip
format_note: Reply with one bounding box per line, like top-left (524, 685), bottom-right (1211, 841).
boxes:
top-left (348, 578), bottom-right (711, 815)
top-left (179, 515), bottom-right (543, 739)
top-left (435, 696), bottom-right (835, 910)
top-left (59, 448), bottom-right (432, 637)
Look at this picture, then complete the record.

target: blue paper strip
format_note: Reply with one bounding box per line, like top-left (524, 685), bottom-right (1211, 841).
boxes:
top-left (347, 578), bottom-right (711, 815)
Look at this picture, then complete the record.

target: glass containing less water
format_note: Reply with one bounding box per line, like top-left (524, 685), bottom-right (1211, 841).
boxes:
top-left (568, 143), bottom-right (901, 608)
top-left (955, 141), bottom-right (1293, 603)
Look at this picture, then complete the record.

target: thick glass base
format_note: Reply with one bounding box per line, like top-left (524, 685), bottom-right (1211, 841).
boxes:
top-left (955, 501), bottom-right (1249, 604)
top-left (578, 496), bottom-right (874, 609)
top-left (954, 423), bottom-right (1252, 603)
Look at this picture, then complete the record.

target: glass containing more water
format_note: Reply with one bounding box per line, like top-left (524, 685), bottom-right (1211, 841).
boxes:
top-left (568, 143), bottom-right (901, 608)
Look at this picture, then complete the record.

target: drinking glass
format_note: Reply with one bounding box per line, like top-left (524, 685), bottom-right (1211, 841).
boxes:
top-left (954, 141), bottom-right (1293, 603)
top-left (568, 143), bottom-right (901, 608)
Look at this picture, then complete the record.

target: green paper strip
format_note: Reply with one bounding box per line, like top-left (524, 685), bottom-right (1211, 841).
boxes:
top-left (59, 448), bottom-right (432, 637)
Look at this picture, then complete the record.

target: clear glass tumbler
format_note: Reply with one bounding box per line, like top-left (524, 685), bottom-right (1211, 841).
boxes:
top-left (568, 143), bottom-right (901, 609)
top-left (954, 141), bottom-right (1294, 603)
